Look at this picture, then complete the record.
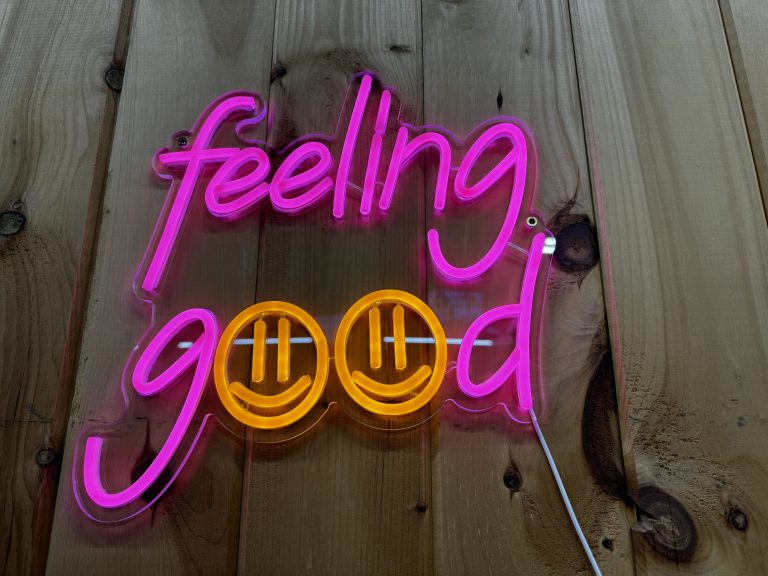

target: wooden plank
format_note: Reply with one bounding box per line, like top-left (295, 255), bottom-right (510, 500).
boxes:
top-left (238, 1), bottom-right (430, 575)
top-left (0, 422), bottom-right (50, 576)
top-left (421, 1), bottom-right (634, 574)
top-left (570, 0), bottom-right (768, 572)
top-left (45, 0), bottom-right (276, 574)
top-left (0, 0), bottom-right (127, 573)
top-left (719, 0), bottom-right (768, 210)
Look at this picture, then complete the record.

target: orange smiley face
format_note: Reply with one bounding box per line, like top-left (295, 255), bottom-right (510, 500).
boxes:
top-left (214, 301), bottom-right (328, 429)
top-left (334, 290), bottom-right (447, 417)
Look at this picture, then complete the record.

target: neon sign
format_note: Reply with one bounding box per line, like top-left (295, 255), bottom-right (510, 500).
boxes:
top-left (74, 73), bottom-right (555, 521)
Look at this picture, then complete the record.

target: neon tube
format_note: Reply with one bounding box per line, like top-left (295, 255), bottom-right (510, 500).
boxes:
top-left (360, 90), bottom-right (391, 216)
top-left (82, 308), bottom-right (218, 508)
top-left (277, 316), bottom-right (290, 383)
top-left (271, 142), bottom-right (334, 214)
top-left (393, 304), bottom-right (407, 370)
top-left (229, 375), bottom-right (312, 409)
top-left (456, 233), bottom-right (545, 409)
top-left (205, 147), bottom-right (270, 220)
top-left (141, 95), bottom-right (261, 294)
top-left (378, 128), bottom-right (452, 213)
top-left (352, 365), bottom-right (432, 399)
top-left (251, 319), bottom-right (266, 384)
top-left (179, 336), bottom-right (494, 348)
top-left (427, 123), bottom-right (528, 281)
top-left (333, 75), bottom-right (372, 218)
top-left (368, 306), bottom-right (382, 370)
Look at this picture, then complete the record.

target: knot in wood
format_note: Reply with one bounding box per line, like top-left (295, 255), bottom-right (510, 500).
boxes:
top-left (270, 63), bottom-right (287, 83)
top-left (554, 221), bottom-right (598, 273)
top-left (36, 448), bottom-right (58, 468)
top-left (634, 486), bottom-right (697, 562)
top-left (503, 464), bottom-right (523, 492)
top-left (0, 210), bottom-right (26, 235)
top-left (726, 505), bottom-right (748, 531)
top-left (105, 67), bottom-right (124, 92)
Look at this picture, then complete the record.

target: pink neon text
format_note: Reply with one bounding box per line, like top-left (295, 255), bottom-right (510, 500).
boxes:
top-left (82, 308), bottom-right (218, 509)
top-left (140, 75), bottom-right (529, 294)
top-left (455, 233), bottom-right (546, 410)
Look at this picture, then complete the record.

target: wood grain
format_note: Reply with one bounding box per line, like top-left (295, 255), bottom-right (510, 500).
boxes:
top-left (719, 0), bottom-right (768, 213)
top-left (570, 0), bottom-right (768, 572)
top-left (238, 1), bottom-right (430, 575)
top-left (2, 1), bottom-right (766, 574)
top-left (421, 0), bottom-right (634, 574)
top-left (0, 0), bottom-right (125, 573)
top-left (44, 0), bottom-right (276, 573)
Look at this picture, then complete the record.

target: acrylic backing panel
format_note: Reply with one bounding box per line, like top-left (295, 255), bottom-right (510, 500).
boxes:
top-left (71, 73), bottom-right (557, 523)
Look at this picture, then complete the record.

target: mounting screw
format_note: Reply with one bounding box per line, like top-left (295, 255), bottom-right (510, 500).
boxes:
top-left (0, 211), bottom-right (25, 235)
top-left (104, 67), bottom-right (124, 92)
top-left (36, 448), bottom-right (57, 468)
top-left (176, 135), bottom-right (189, 147)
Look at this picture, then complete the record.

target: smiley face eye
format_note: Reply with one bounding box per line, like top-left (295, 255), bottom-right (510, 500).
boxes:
top-left (367, 304), bottom-right (409, 372)
top-left (368, 306), bottom-right (382, 370)
top-left (392, 304), bottom-right (407, 371)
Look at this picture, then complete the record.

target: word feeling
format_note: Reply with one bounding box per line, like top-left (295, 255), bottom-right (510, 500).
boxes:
top-left (142, 73), bottom-right (528, 293)
top-left (80, 74), bottom-right (551, 516)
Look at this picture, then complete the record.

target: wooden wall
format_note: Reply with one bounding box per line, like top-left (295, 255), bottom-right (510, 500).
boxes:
top-left (1, 0), bottom-right (766, 574)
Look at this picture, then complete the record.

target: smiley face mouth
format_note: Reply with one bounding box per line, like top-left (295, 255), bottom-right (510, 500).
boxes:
top-left (228, 375), bottom-right (313, 408)
top-left (350, 365), bottom-right (432, 400)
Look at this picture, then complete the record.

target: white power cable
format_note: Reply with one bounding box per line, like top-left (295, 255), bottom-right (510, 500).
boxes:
top-left (529, 408), bottom-right (603, 576)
